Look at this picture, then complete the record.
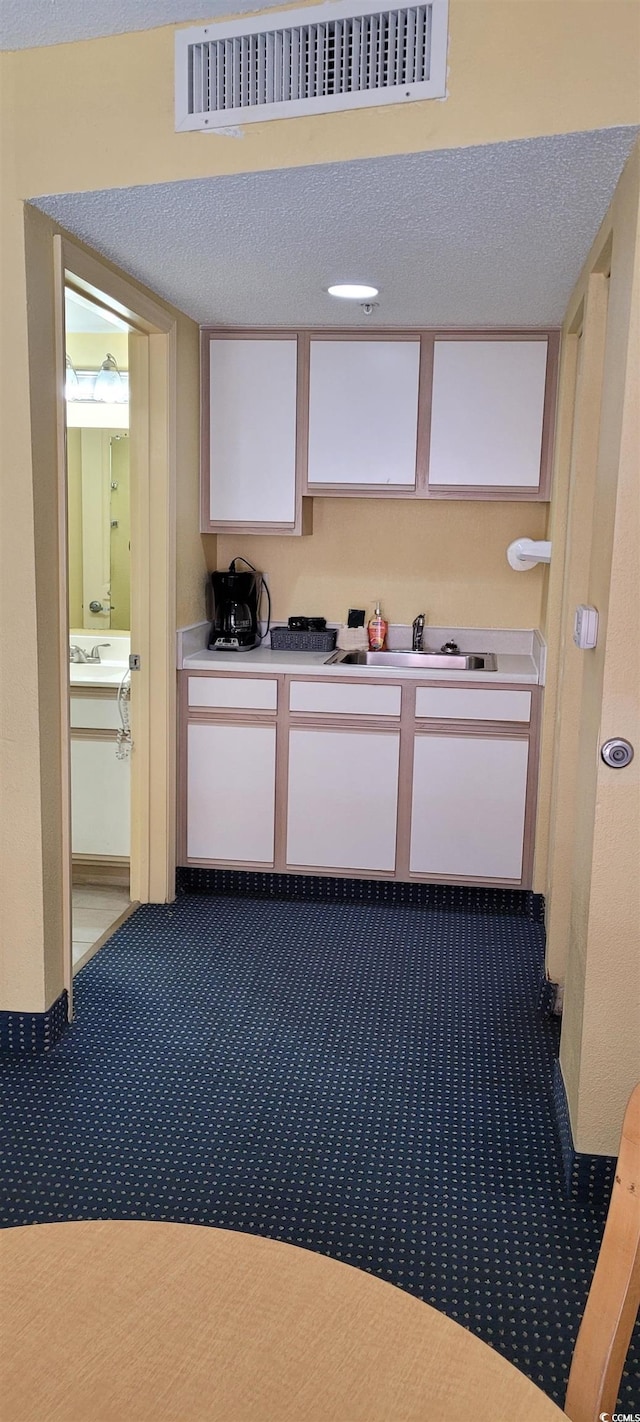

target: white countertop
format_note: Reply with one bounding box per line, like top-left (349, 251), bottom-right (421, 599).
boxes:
top-left (182, 647), bottom-right (540, 685)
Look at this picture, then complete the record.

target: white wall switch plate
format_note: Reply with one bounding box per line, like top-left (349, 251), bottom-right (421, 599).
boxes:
top-left (573, 604), bottom-right (599, 650)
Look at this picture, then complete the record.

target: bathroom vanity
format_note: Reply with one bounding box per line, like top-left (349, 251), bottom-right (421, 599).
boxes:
top-left (69, 635), bottom-right (131, 881)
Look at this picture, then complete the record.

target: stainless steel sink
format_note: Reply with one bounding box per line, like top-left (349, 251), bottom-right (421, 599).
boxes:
top-left (326, 650), bottom-right (498, 671)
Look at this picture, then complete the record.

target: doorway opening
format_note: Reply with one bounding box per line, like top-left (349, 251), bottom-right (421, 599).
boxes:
top-left (55, 233), bottom-right (178, 1008)
top-left (65, 288), bottom-right (135, 971)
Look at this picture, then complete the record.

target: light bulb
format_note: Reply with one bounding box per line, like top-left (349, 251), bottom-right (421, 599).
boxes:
top-left (65, 355), bottom-right (80, 401)
top-left (93, 353), bottom-right (126, 403)
top-left (327, 283), bottom-right (379, 300)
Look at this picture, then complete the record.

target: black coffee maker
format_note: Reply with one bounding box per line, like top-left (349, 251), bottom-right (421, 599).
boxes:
top-left (208, 561), bottom-right (263, 650)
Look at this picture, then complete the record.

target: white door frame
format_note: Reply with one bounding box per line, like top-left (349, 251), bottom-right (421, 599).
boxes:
top-left (54, 236), bottom-right (177, 1005)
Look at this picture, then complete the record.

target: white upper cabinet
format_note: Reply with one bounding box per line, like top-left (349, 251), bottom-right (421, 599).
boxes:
top-left (427, 338), bottom-right (550, 493)
top-left (307, 339), bottom-right (421, 489)
top-left (203, 335), bottom-right (300, 532)
top-left (200, 329), bottom-right (558, 518)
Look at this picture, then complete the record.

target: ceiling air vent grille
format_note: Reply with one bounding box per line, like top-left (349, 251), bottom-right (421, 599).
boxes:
top-left (175, 0), bottom-right (448, 129)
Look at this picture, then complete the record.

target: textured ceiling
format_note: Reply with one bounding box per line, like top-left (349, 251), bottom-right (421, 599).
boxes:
top-left (0, 1), bottom-right (264, 50)
top-left (34, 127), bottom-right (638, 328)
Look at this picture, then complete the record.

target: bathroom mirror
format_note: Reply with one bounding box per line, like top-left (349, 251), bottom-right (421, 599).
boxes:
top-left (66, 317), bottom-right (130, 632)
top-left (67, 428), bottom-right (130, 632)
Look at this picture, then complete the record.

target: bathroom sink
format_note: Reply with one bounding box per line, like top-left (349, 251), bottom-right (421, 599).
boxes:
top-left (327, 650), bottom-right (498, 671)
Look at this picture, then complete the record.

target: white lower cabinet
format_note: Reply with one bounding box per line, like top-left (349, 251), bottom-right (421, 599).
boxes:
top-left (187, 722), bottom-right (277, 864)
top-left (286, 728), bottom-right (400, 872)
top-left (71, 738), bottom-right (130, 856)
top-left (409, 734), bottom-right (529, 881)
top-left (181, 673), bottom-right (538, 886)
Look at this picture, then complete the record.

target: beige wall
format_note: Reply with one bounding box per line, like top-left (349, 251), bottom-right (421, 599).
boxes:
top-left (216, 498), bottom-right (548, 627)
top-left (65, 333), bottom-right (129, 370)
top-left (1, 203), bottom-right (51, 1011)
top-left (532, 335), bottom-right (580, 893)
top-left (540, 143), bottom-right (640, 1154)
top-left (2, 2), bottom-right (638, 200)
top-left (175, 319), bottom-right (209, 630)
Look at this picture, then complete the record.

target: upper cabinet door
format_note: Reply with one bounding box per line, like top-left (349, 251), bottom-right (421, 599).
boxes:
top-left (427, 337), bottom-right (552, 496)
top-left (202, 335), bottom-right (299, 531)
top-left (307, 339), bottom-right (421, 491)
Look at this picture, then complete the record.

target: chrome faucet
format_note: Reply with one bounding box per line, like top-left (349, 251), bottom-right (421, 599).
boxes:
top-left (412, 614), bottom-right (426, 652)
top-left (69, 643), bottom-right (111, 664)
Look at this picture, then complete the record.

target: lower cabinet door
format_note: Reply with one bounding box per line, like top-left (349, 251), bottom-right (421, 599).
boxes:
top-left (409, 734), bottom-right (529, 881)
top-left (286, 728), bottom-right (400, 872)
top-left (187, 722), bottom-right (276, 863)
top-left (71, 737), bottom-right (131, 856)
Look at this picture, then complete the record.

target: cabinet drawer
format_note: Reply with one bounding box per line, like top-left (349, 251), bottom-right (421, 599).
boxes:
top-left (188, 677), bottom-right (278, 711)
top-left (289, 681), bottom-right (401, 718)
top-left (415, 688), bottom-right (531, 723)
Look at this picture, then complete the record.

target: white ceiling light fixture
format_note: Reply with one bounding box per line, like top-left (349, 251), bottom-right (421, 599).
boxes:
top-left (328, 283), bottom-right (379, 300)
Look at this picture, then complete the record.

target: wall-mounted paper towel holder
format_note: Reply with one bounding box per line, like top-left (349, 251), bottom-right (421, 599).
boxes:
top-left (507, 538), bottom-right (552, 571)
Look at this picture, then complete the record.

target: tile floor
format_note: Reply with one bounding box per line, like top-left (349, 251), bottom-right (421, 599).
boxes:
top-left (72, 886), bottom-right (131, 970)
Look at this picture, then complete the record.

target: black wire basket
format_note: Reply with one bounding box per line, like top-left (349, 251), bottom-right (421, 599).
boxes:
top-left (270, 627), bottom-right (337, 652)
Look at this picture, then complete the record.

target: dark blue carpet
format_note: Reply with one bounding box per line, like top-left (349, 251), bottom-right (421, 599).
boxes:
top-left (1, 894), bottom-right (638, 1409)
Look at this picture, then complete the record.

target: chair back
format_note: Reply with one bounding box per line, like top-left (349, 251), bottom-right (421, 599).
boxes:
top-left (564, 1082), bottom-right (640, 1421)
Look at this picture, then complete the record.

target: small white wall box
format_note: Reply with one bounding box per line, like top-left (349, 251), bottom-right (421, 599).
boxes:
top-left (574, 605), bottom-right (599, 650)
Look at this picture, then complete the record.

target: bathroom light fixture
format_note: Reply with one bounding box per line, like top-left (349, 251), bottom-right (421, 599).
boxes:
top-left (93, 352), bottom-right (126, 403)
top-left (65, 355), bottom-right (80, 401)
top-left (327, 283), bottom-right (379, 300)
top-left (64, 364), bottom-right (130, 404)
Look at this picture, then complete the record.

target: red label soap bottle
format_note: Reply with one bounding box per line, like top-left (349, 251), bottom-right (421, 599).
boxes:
top-left (367, 603), bottom-right (388, 651)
